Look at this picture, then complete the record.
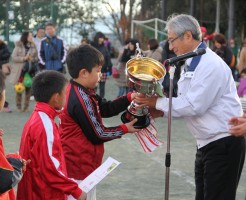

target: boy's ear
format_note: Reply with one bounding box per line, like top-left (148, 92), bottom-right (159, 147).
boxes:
top-left (79, 69), bottom-right (89, 78)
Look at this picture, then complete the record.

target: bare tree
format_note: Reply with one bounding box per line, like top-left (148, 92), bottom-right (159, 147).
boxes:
top-left (96, 0), bottom-right (140, 44)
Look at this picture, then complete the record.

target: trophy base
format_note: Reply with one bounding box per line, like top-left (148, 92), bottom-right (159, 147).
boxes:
top-left (121, 111), bottom-right (150, 129)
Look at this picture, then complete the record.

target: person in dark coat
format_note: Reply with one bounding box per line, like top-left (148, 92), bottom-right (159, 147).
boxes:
top-left (91, 32), bottom-right (112, 98)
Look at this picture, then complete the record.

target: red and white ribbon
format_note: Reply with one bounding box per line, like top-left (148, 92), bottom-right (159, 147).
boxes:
top-left (135, 116), bottom-right (163, 152)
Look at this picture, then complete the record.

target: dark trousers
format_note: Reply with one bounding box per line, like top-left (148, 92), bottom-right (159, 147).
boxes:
top-left (195, 136), bottom-right (245, 200)
top-left (99, 81), bottom-right (106, 98)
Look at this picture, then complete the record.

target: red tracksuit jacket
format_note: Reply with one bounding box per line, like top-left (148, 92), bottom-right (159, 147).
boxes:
top-left (59, 80), bottom-right (131, 180)
top-left (17, 102), bottom-right (82, 200)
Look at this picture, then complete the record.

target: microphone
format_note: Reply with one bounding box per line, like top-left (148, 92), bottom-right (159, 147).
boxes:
top-left (165, 48), bottom-right (206, 66)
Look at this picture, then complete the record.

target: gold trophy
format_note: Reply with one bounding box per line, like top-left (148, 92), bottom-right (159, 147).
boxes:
top-left (121, 46), bottom-right (166, 128)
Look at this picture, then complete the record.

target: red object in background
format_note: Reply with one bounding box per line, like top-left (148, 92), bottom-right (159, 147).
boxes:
top-left (112, 67), bottom-right (120, 78)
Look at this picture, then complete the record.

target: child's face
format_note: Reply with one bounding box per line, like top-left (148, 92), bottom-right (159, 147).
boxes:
top-left (85, 65), bottom-right (102, 89)
top-left (0, 90), bottom-right (6, 111)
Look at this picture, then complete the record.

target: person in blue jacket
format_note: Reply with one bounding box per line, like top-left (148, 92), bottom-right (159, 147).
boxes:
top-left (38, 22), bottom-right (66, 72)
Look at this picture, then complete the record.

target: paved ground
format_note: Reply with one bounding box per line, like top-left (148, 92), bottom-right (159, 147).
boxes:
top-left (1, 70), bottom-right (246, 200)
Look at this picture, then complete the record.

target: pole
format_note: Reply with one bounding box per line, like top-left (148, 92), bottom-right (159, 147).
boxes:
top-left (155, 18), bottom-right (158, 39)
top-left (215, 0), bottom-right (220, 33)
top-left (50, 0), bottom-right (54, 23)
top-left (228, 0), bottom-right (235, 39)
top-left (189, 0), bottom-right (194, 16)
top-left (160, 0), bottom-right (167, 41)
top-left (27, 0), bottom-right (31, 29)
top-left (164, 65), bottom-right (176, 200)
top-left (5, 0), bottom-right (10, 44)
top-left (161, 0), bottom-right (167, 21)
top-left (131, 20), bottom-right (134, 38)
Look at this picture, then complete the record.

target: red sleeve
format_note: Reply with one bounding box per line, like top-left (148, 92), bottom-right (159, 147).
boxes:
top-left (0, 137), bottom-right (13, 171)
top-left (119, 124), bottom-right (128, 134)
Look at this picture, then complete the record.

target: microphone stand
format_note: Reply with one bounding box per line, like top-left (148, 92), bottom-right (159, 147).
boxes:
top-left (164, 64), bottom-right (176, 200)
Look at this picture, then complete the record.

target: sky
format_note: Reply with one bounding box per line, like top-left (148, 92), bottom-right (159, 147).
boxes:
top-left (78, 0), bottom-right (121, 33)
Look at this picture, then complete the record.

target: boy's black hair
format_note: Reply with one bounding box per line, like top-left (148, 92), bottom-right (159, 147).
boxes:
top-left (0, 70), bottom-right (6, 99)
top-left (37, 26), bottom-right (44, 31)
top-left (241, 68), bottom-right (246, 75)
top-left (45, 22), bottom-right (55, 28)
top-left (32, 70), bottom-right (67, 103)
top-left (66, 44), bottom-right (104, 78)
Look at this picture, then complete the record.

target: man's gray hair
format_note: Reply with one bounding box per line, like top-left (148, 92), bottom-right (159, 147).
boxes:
top-left (165, 14), bottom-right (202, 41)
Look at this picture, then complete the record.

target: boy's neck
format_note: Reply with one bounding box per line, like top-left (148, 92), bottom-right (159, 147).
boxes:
top-left (72, 78), bottom-right (89, 89)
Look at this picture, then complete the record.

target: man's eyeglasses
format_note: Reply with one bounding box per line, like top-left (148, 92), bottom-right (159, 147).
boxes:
top-left (167, 35), bottom-right (182, 45)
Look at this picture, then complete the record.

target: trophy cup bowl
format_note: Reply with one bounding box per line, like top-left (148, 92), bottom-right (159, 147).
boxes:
top-left (121, 57), bottom-right (166, 128)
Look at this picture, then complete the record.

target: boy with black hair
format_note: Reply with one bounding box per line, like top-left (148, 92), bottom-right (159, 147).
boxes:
top-left (17, 71), bottom-right (86, 200)
top-left (59, 44), bottom-right (140, 200)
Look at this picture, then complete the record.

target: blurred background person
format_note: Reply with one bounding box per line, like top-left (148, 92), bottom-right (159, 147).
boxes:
top-left (33, 27), bottom-right (45, 51)
top-left (0, 39), bottom-right (11, 112)
top-left (11, 31), bottom-right (38, 112)
top-left (228, 38), bottom-right (240, 81)
top-left (81, 38), bottom-right (89, 45)
top-left (114, 38), bottom-right (139, 97)
top-left (212, 33), bottom-right (234, 68)
top-left (0, 70), bottom-right (29, 200)
top-left (237, 68), bottom-right (246, 98)
top-left (91, 32), bottom-right (112, 98)
top-left (237, 38), bottom-right (246, 73)
top-left (143, 38), bottom-right (163, 62)
top-left (39, 22), bottom-right (67, 72)
top-left (104, 37), bottom-right (111, 53)
top-left (31, 27), bottom-right (45, 100)
top-left (200, 26), bottom-right (215, 47)
top-left (161, 40), bottom-right (181, 97)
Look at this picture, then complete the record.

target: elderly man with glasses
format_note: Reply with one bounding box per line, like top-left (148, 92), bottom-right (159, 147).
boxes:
top-left (135, 14), bottom-right (245, 200)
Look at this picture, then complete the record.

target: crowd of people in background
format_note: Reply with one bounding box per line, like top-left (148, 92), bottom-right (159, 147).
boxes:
top-left (0, 21), bottom-right (246, 124)
top-left (1, 21), bottom-right (246, 105)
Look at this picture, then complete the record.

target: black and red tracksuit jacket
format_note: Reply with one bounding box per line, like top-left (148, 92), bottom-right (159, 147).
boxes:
top-left (59, 80), bottom-right (132, 180)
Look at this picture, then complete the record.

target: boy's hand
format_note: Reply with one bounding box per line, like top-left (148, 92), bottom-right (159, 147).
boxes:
top-left (22, 159), bottom-right (31, 172)
top-left (125, 118), bottom-right (141, 133)
top-left (77, 192), bottom-right (87, 200)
